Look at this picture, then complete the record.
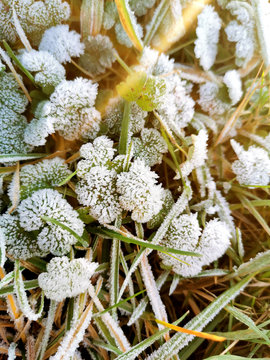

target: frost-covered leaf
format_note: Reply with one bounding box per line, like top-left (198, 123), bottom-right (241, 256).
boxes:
top-left (231, 140), bottom-right (270, 186)
top-left (133, 128), bottom-right (168, 167)
top-left (130, 0), bottom-right (156, 17)
top-left (147, 189), bottom-right (174, 229)
top-left (194, 5), bottom-right (222, 71)
top-left (117, 159), bottom-right (163, 223)
top-left (10, 157), bottom-right (71, 199)
top-left (0, 0), bottom-right (70, 45)
top-left (17, 49), bottom-right (65, 94)
top-left (79, 34), bottom-right (116, 75)
top-left (76, 166), bottom-right (122, 224)
top-left (0, 228), bottom-right (6, 267)
top-left (38, 256), bottom-right (98, 301)
top-left (225, 1), bottom-right (256, 67)
top-left (39, 24), bottom-right (85, 64)
top-left (223, 70), bottom-right (243, 105)
top-left (17, 189), bottom-right (84, 255)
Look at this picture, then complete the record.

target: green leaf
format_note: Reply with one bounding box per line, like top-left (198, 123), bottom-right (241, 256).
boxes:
top-left (118, 101), bottom-right (131, 155)
top-left (204, 356), bottom-right (269, 360)
top-left (87, 226), bottom-right (202, 257)
top-left (116, 71), bottom-right (147, 102)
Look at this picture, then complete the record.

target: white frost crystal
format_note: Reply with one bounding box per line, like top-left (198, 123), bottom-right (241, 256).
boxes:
top-left (223, 70), bottom-right (242, 105)
top-left (199, 219), bottom-right (231, 265)
top-left (39, 78), bottom-right (101, 141)
top-left (0, 0), bottom-right (70, 45)
top-left (117, 159), bottom-right (163, 223)
top-left (38, 256), bottom-right (98, 301)
top-left (159, 214), bottom-right (230, 277)
top-left (159, 213), bottom-right (203, 277)
top-left (231, 140), bottom-right (270, 186)
top-left (133, 128), bottom-right (168, 167)
top-left (76, 166), bottom-right (122, 224)
top-left (24, 116), bottom-right (55, 147)
top-left (0, 213), bottom-right (46, 259)
top-left (13, 157), bottom-right (71, 199)
top-left (194, 5), bottom-right (222, 71)
top-left (17, 189), bottom-right (84, 255)
top-left (225, 1), bottom-right (256, 67)
top-left (77, 136), bottom-right (116, 177)
top-left (198, 82), bottom-right (230, 116)
top-left (17, 49), bottom-right (65, 94)
top-left (39, 25), bottom-right (85, 64)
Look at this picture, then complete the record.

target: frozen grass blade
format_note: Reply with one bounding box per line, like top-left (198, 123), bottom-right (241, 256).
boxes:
top-left (146, 274), bottom-right (254, 360)
top-left (115, 0), bottom-right (143, 51)
top-left (80, 0), bottom-right (104, 38)
top-left (14, 260), bottom-right (44, 321)
top-left (0, 153), bottom-right (46, 163)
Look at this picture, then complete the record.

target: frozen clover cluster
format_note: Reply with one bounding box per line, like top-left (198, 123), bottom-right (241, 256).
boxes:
top-left (159, 214), bottom-right (231, 277)
top-left (38, 256), bottom-right (98, 301)
top-left (76, 136), bottom-right (165, 223)
top-left (0, 189), bottom-right (84, 259)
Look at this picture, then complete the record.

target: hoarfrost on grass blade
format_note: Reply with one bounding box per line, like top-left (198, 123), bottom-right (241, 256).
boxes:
top-left (146, 275), bottom-right (253, 360)
top-left (38, 256), bottom-right (98, 302)
top-left (194, 5), bottom-right (222, 71)
top-left (39, 24), bottom-right (84, 64)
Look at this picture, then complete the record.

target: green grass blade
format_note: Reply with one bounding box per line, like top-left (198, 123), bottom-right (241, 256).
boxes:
top-left (0, 153), bottom-right (47, 163)
top-left (88, 226), bottom-right (201, 257)
top-left (0, 279), bottom-right (39, 296)
top-left (146, 274), bottom-right (254, 360)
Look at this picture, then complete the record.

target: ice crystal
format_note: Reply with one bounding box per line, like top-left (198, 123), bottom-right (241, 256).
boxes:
top-left (17, 189), bottom-right (84, 255)
top-left (194, 5), bottom-right (222, 71)
top-left (79, 34), bottom-right (116, 75)
top-left (103, 99), bottom-right (147, 137)
top-left (0, 107), bottom-right (33, 155)
top-left (117, 159), bottom-right (163, 223)
top-left (0, 0), bottom-right (70, 45)
top-left (134, 47), bottom-right (174, 76)
top-left (199, 219), bottom-right (231, 265)
top-left (24, 115), bottom-right (54, 147)
top-left (38, 256), bottom-right (98, 301)
top-left (158, 74), bottom-right (195, 134)
top-left (223, 70), bottom-right (243, 105)
top-left (39, 25), bottom-right (85, 64)
top-left (231, 139), bottom-right (270, 186)
top-left (76, 166), bottom-right (122, 224)
top-left (198, 82), bottom-right (231, 116)
top-left (17, 49), bottom-right (65, 94)
top-left (0, 71), bottom-right (28, 113)
top-left (38, 78), bottom-right (101, 141)
top-left (133, 128), bottom-right (168, 167)
top-left (159, 213), bottom-right (203, 277)
top-left (0, 213), bottom-right (46, 259)
top-left (225, 1), bottom-right (256, 67)
top-left (12, 157), bottom-right (71, 199)
top-left (130, 0), bottom-right (156, 16)
top-left (77, 136), bottom-right (116, 177)
top-left (147, 189), bottom-right (174, 229)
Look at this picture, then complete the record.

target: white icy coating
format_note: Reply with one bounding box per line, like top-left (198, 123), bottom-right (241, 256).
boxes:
top-left (17, 189), bottom-right (84, 255)
top-left (117, 159), bottom-right (163, 223)
top-left (38, 256), bottom-right (98, 301)
top-left (231, 139), bottom-right (270, 186)
top-left (194, 5), bottom-right (222, 71)
top-left (223, 70), bottom-right (242, 105)
top-left (76, 166), bottom-right (122, 224)
top-left (39, 25), bottom-right (84, 64)
top-left (133, 128), bottom-right (168, 167)
top-left (225, 1), bottom-right (256, 67)
top-left (17, 49), bottom-right (65, 94)
top-left (198, 82), bottom-right (231, 116)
